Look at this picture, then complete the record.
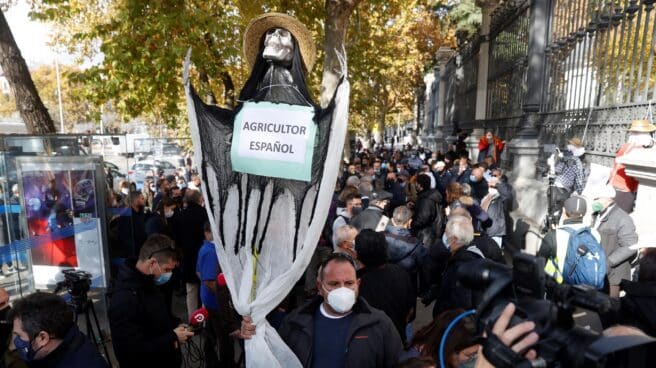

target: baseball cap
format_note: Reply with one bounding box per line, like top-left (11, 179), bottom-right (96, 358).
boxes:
top-left (564, 196), bottom-right (586, 217)
top-left (370, 190), bottom-right (392, 201)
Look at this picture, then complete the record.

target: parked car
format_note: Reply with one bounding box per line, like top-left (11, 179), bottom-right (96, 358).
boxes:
top-left (128, 160), bottom-right (176, 189)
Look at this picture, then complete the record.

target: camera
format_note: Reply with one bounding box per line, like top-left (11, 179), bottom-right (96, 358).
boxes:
top-left (54, 269), bottom-right (92, 310)
top-left (458, 253), bottom-right (655, 367)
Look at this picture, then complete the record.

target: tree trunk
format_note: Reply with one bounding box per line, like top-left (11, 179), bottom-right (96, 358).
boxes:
top-left (320, 0), bottom-right (361, 108)
top-left (221, 71), bottom-right (235, 108)
top-left (198, 70), bottom-right (217, 105)
top-left (0, 9), bottom-right (56, 134)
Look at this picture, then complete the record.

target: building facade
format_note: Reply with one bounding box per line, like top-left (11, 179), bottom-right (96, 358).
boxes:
top-left (419, 0), bottom-right (656, 251)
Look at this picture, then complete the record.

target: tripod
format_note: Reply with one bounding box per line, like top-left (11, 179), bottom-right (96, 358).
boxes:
top-left (70, 295), bottom-right (111, 361)
top-left (542, 175), bottom-right (561, 234)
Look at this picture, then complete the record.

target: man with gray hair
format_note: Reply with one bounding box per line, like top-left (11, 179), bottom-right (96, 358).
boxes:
top-left (434, 215), bottom-right (484, 317)
top-left (333, 225), bottom-right (359, 260)
top-left (384, 206), bottom-right (426, 287)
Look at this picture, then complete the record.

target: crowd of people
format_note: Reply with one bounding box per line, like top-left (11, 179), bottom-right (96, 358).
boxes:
top-left (0, 126), bottom-right (653, 368)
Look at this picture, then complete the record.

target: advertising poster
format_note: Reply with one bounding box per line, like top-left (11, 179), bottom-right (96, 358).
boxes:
top-left (22, 170), bottom-right (78, 267)
top-left (17, 157), bottom-right (109, 289)
top-left (71, 170), bottom-right (97, 218)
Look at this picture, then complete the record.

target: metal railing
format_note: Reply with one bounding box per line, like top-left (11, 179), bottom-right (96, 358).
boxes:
top-left (422, 0), bottom-right (655, 165)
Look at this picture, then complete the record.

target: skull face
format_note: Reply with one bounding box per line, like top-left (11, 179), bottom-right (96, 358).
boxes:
top-left (262, 28), bottom-right (294, 65)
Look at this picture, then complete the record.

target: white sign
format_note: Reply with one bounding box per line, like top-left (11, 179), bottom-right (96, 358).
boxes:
top-left (231, 101), bottom-right (316, 181)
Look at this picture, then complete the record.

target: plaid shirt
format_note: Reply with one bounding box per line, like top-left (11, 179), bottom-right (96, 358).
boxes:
top-left (555, 155), bottom-right (586, 194)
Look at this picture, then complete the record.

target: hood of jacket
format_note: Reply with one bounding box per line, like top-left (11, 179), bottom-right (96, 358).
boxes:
top-left (111, 258), bottom-right (156, 294)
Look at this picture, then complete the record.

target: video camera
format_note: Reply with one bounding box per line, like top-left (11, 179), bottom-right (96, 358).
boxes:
top-left (458, 253), bottom-right (655, 367)
top-left (54, 269), bottom-right (92, 310)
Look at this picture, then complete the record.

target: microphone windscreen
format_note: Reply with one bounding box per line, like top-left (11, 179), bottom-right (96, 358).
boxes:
top-left (217, 273), bottom-right (227, 287)
top-left (189, 307), bottom-right (209, 326)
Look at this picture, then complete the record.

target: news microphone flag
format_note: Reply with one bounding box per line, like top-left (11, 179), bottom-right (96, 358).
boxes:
top-left (189, 307), bottom-right (209, 327)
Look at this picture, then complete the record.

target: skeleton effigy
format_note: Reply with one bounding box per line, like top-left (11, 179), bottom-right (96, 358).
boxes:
top-left (183, 13), bottom-right (349, 367)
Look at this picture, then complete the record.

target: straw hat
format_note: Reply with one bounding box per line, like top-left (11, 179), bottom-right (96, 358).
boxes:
top-left (628, 119), bottom-right (656, 133)
top-left (243, 13), bottom-right (316, 73)
top-left (567, 137), bottom-right (584, 148)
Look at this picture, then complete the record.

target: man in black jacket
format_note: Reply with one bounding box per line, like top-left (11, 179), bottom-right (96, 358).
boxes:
top-left (434, 214), bottom-right (484, 317)
top-left (10, 292), bottom-right (108, 368)
top-left (461, 164), bottom-right (488, 203)
top-left (411, 174), bottom-right (444, 248)
top-left (108, 234), bottom-right (194, 368)
top-left (117, 191), bottom-right (148, 258)
top-left (241, 252), bottom-right (403, 367)
top-left (356, 230), bottom-right (416, 343)
top-left (173, 190), bottom-right (208, 317)
top-left (618, 250), bottom-right (656, 336)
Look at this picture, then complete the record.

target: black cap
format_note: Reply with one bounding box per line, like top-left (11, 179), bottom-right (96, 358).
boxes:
top-left (564, 196), bottom-right (586, 217)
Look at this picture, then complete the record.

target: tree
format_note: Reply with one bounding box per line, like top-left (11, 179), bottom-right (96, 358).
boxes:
top-left (0, 4), bottom-right (56, 133)
top-left (0, 64), bottom-right (98, 132)
top-left (30, 0), bottom-right (451, 138)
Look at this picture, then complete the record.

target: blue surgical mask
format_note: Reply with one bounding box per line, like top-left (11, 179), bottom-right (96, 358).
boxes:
top-left (153, 262), bottom-right (173, 285)
top-left (155, 271), bottom-right (172, 285)
top-left (442, 233), bottom-right (450, 249)
top-left (14, 335), bottom-right (40, 361)
top-left (469, 175), bottom-right (478, 182)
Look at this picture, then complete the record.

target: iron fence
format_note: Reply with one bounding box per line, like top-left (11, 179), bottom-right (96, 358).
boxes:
top-left (545, 0), bottom-right (656, 111)
top-left (422, 0), bottom-right (655, 164)
top-left (487, 2), bottom-right (530, 119)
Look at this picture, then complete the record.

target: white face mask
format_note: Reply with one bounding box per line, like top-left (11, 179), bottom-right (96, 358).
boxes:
top-left (567, 144), bottom-right (585, 157)
top-left (324, 286), bottom-right (356, 314)
top-left (164, 210), bottom-right (174, 218)
top-left (121, 188), bottom-right (129, 195)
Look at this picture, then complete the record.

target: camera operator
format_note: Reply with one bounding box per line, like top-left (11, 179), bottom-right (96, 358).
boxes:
top-left (108, 234), bottom-right (193, 368)
top-left (546, 138), bottom-right (587, 215)
top-left (9, 292), bottom-right (108, 368)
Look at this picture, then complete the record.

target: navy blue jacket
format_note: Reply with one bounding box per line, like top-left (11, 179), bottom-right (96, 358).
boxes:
top-left (108, 259), bottom-right (181, 368)
top-left (28, 325), bottom-right (108, 368)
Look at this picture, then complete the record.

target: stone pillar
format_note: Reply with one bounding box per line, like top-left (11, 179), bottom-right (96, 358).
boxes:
top-left (467, 1), bottom-right (497, 162)
top-left (434, 47), bottom-right (455, 153)
top-left (507, 0), bottom-right (550, 254)
top-left (475, 1), bottom-right (494, 120)
top-left (618, 147), bottom-right (656, 239)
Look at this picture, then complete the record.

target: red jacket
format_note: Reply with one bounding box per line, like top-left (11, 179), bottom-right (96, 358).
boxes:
top-left (478, 136), bottom-right (505, 163)
top-left (610, 143), bottom-right (640, 192)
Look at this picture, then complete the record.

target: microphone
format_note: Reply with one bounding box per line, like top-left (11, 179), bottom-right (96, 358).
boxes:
top-left (189, 307), bottom-right (209, 332)
top-left (217, 273), bottom-right (227, 287)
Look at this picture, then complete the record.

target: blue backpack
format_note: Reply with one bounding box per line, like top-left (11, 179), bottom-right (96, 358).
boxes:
top-left (561, 227), bottom-right (606, 289)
